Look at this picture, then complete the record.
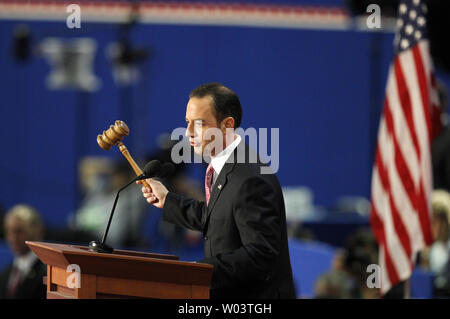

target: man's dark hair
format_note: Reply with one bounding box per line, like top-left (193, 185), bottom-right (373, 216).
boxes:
top-left (189, 82), bottom-right (242, 128)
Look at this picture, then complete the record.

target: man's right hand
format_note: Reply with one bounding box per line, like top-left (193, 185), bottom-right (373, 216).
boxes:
top-left (136, 178), bottom-right (169, 209)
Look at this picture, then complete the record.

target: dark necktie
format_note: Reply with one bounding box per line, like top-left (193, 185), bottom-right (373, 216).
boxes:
top-left (6, 265), bottom-right (22, 299)
top-left (205, 163), bottom-right (214, 205)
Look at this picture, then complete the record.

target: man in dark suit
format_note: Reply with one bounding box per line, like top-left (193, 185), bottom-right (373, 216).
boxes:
top-left (0, 204), bottom-right (46, 299)
top-left (139, 83), bottom-right (295, 298)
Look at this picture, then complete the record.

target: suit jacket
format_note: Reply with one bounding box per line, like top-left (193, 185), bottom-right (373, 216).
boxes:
top-left (0, 259), bottom-right (46, 299)
top-left (163, 142), bottom-right (296, 299)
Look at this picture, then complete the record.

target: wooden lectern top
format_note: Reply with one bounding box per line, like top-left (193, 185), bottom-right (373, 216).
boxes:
top-left (26, 241), bottom-right (213, 299)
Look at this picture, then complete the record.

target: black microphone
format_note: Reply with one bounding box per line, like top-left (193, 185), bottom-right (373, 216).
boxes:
top-left (143, 160), bottom-right (163, 179)
top-left (158, 162), bottom-right (175, 179)
top-left (89, 160), bottom-right (162, 253)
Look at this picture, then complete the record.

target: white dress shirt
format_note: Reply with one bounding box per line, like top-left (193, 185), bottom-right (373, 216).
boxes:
top-left (9, 250), bottom-right (38, 286)
top-left (210, 134), bottom-right (242, 186)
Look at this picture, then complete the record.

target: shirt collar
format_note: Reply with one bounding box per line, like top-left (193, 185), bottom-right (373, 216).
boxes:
top-left (210, 134), bottom-right (242, 177)
top-left (13, 250), bottom-right (38, 275)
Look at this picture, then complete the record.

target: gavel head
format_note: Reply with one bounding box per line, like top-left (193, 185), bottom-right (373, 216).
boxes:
top-left (97, 120), bottom-right (130, 150)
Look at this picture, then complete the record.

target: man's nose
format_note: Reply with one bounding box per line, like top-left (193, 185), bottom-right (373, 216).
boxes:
top-left (185, 123), bottom-right (194, 138)
top-left (185, 127), bottom-right (191, 139)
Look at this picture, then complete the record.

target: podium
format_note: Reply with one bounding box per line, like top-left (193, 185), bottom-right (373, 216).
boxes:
top-left (26, 241), bottom-right (213, 299)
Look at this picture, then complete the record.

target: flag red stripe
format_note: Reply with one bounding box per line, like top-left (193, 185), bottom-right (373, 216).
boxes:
top-left (384, 99), bottom-right (420, 214)
top-left (375, 136), bottom-right (413, 260)
top-left (386, 100), bottom-right (423, 255)
top-left (411, 46), bottom-right (435, 245)
top-left (412, 45), bottom-right (432, 143)
top-left (394, 58), bottom-right (422, 161)
top-left (418, 183), bottom-right (434, 245)
top-left (370, 201), bottom-right (400, 285)
top-left (430, 72), bottom-right (442, 139)
top-left (370, 196), bottom-right (385, 245)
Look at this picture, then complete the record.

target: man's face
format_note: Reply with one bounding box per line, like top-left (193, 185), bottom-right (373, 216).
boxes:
top-left (5, 216), bottom-right (32, 257)
top-left (185, 96), bottom-right (220, 156)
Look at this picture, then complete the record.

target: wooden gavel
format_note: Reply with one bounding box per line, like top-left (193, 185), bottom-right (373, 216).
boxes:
top-left (97, 120), bottom-right (151, 189)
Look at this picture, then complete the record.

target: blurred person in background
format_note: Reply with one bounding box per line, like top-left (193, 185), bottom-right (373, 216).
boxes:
top-left (287, 222), bottom-right (315, 242)
top-left (432, 80), bottom-right (450, 191)
top-left (145, 134), bottom-right (205, 251)
top-left (0, 204), bottom-right (46, 299)
top-left (0, 204), bottom-right (4, 240)
top-left (68, 156), bottom-right (147, 248)
top-left (314, 269), bottom-right (355, 299)
top-left (342, 228), bottom-right (379, 298)
top-left (420, 190), bottom-right (450, 297)
top-left (314, 228), bottom-right (380, 299)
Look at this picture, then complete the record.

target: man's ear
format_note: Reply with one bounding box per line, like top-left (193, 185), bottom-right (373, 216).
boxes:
top-left (221, 117), bottom-right (235, 131)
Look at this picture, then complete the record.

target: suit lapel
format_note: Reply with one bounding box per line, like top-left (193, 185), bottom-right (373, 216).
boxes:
top-left (206, 139), bottom-right (251, 214)
top-left (202, 141), bottom-right (251, 236)
top-left (206, 160), bottom-right (235, 216)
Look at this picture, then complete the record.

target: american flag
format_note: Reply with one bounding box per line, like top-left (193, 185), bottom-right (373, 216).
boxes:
top-left (370, 0), bottom-right (441, 295)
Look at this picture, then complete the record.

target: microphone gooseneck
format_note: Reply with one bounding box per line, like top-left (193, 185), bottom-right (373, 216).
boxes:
top-left (89, 160), bottom-right (174, 254)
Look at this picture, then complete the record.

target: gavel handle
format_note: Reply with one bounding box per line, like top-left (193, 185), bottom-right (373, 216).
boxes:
top-left (117, 142), bottom-right (151, 189)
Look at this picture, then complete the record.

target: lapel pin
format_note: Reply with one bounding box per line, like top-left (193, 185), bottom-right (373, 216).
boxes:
top-left (217, 184), bottom-right (222, 190)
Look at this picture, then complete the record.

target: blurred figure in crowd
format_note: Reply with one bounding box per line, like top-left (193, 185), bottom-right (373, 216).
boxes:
top-left (420, 189), bottom-right (450, 297)
top-left (0, 204), bottom-right (46, 299)
top-left (68, 156), bottom-right (147, 248)
top-left (342, 228), bottom-right (379, 298)
top-left (432, 80), bottom-right (450, 191)
top-left (0, 203), bottom-right (4, 240)
top-left (314, 227), bottom-right (379, 299)
top-left (144, 133), bottom-right (204, 251)
top-left (286, 221), bottom-right (315, 242)
top-left (314, 269), bottom-right (355, 299)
